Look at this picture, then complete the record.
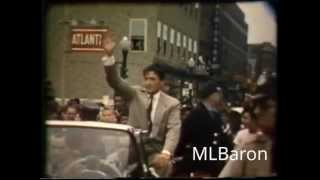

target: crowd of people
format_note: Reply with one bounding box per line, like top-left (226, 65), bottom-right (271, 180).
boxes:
top-left (47, 95), bottom-right (129, 124)
top-left (45, 30), bottom-right (277, 178)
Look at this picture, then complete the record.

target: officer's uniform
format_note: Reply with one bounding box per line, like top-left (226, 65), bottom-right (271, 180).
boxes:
top-left (174, 82), bottom-right (233, 177)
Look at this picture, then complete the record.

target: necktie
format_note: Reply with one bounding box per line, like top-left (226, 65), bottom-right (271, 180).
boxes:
top-left (146, 94), bottom-right (154, 133)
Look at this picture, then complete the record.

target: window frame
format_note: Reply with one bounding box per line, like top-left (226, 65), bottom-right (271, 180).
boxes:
top-left (129, 18), bottom-right (148, 52)
top-left (170, 28), bottom-right (175, 57)
top-left (157, 21), bottom-right (161, 54)
top-left (176, 32), bottom-right (181, 58)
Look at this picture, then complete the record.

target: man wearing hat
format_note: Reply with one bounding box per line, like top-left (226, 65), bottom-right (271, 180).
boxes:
top-left (174, 81), bottom-right (233, 177)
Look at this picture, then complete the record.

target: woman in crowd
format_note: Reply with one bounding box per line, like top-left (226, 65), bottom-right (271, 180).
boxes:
top-left (233, 108), bottom-right (261, 146)
top-left (219, 76), bottom-right (277, 177)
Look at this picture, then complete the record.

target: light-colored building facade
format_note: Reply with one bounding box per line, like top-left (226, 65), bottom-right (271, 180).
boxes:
top-left (46, 2), bottom-right (213, 100)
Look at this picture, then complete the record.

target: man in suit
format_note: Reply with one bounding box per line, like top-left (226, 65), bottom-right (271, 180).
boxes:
top-left (174, 81), bottom-right (233, 177)
top-left (101, 31), bottom-right (181, 177)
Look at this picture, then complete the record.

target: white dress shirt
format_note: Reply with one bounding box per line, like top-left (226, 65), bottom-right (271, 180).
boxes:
top-left (149, 91), bottom-right (161, 123)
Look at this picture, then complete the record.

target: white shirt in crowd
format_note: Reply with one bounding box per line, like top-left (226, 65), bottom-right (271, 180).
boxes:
top-left (233, 128), bottom-right (263, 146)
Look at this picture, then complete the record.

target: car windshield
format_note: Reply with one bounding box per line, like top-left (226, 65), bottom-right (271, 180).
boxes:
top-left (46, 126), bottom-right (139, 178)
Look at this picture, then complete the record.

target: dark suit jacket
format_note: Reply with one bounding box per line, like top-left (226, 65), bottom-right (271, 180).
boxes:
top-left (175, 102), bottom-right (233, 176)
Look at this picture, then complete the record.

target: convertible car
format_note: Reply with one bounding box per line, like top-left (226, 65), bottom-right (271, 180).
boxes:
top-left (45, 120), bottom-right (160, 178)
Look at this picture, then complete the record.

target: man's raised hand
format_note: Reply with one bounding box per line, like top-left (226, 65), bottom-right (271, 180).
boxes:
top-left (103, 30), bottom-right (116, 57)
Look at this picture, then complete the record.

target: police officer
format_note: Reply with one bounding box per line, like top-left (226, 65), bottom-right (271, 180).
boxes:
top-left (174, 81), bottom-right (233, 177)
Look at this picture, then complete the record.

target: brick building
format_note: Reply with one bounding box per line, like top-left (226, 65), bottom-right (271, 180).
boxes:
top-left (212, 3), bottom-right (248, 78)
top-left (46, 2), bottom-right (215, 101)
top-left (46, 2), bottom-right (248, 102)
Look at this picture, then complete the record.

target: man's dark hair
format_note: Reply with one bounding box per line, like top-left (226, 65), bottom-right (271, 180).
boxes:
top-left (242, 106), bottom-right (257, 123)
top-left (67, 98), bottom-right (80, 106)
top-left (61, 104), bottom-right (80, 113)
top-left (143, 63), bottom-right (165, 80)
top-left (242, 106), bottom-right (254, 116)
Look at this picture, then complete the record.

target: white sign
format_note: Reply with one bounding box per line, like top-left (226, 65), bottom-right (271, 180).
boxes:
top-left (71, 28), bottom-right (107, 51)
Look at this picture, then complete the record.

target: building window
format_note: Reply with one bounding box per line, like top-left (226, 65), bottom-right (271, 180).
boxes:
top-left (195, 3), bottom-right (199, 9)
top-left (129, 19), bottom-right (147, 52)
top-left (195, 9), bottom-right (198, 20)
top-left (188, 38), bottom-right (192, 52)
top-left (163, 24), bottom-right (168, 56)
top-left (214, 29), bottom-right (218, 35)
top-left (213, 57), bottom-right (217, 63)
top-left (157, 38), bottom-right (161, 54)
top-left (176, 32), bottom-right (181, 57)
top-left (170, 28), bottom-right (175, 57)
top-left (194, 3), bottom-right (199, 20)
top-left (157, 21), bottom-right (161, 54)
top-left (171, 45), bottom-right (174, 57)
top-left (193, 40), bottom-right (197, 54)
top-left (183, 35), bottom-right (187, 60)
top-left (164, 41), bottom-right (167, 56)
top-left (213, 49), bottom-right (218, 56)
top-left (188, 38), bottom-right (193, 59)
